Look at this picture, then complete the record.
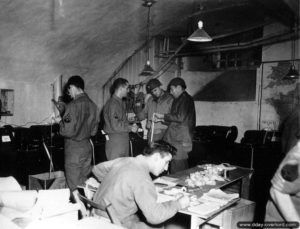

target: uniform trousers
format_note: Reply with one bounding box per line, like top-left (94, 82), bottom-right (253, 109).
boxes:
top-left (169, 144), bottom-right (189, 174)
top-left (64, 139), bottom-right (92, 191)
top-left (106, 133), bottom-right (129, 160)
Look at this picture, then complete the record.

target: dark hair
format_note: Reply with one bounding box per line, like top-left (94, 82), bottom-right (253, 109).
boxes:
top-left (168, 77), bottom-right (186, 90)
top-left (143, 140), bottom-right (177, 157)
top-left (67, 75), bottom-right (85, 90)
top-left (146, 78), bottom-right (162, 93)
top-left (110, 78), bottom-right (129, 95)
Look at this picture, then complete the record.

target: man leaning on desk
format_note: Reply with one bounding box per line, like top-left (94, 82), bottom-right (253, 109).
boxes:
top-left (92, 140), bottom-right (190, 229)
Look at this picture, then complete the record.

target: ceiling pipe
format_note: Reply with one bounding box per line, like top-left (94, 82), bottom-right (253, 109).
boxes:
top-left (177, 29), bottom-right (300, 56)
top-left (211, 21), bottom-right (271, 40)
top-left (157, 21), bottom-right (272, 58)
top-left (156, 1), bottom-right (251, 37)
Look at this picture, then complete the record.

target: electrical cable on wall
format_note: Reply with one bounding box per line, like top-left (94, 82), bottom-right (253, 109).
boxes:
top-left (0, 114), bottom-right (53, 128)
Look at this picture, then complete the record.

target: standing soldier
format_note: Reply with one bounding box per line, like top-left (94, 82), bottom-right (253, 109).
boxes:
top-left (137, 78), bottom-right (173, 143)
top-left (60, 75), bottom-right (99, 195)
top-left (155, 78), bottom-right (195, 173)
top-left (103, 78), bottom-right (137, 160)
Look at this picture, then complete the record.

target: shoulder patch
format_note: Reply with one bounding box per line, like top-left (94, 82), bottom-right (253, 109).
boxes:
top-left (281, 163), bottom-right (299, 182)
top-left (63, 113), bottom-right (71, 123)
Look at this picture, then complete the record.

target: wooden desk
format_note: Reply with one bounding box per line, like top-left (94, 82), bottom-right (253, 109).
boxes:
top-left (166, 165), bottom-right (254, 229)
top-left (168, 165), bottom-right (253, 199)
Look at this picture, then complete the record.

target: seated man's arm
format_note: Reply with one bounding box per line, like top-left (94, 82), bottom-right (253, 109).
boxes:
top-left (133, 178), bottom-right (182, 225)
top-left (270, 143), bottom-right (300, 223)
top-left (270, 187), bottom-right (300, 222)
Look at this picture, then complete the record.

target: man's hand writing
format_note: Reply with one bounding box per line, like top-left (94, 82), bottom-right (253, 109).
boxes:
top-left (177, 195), bottom-right (190, 209)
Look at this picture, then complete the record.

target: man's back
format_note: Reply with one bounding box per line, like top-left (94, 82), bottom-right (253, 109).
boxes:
top-left (92, 156), bottom-right (181, 229)
top-left (93, 157), bottom-right (151, 220)
top-left (60, 93), bottom-right (98, 140)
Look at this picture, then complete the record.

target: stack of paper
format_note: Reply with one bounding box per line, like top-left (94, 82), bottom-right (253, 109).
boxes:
top-left (200, 189), bottom-right (239, 205)
top-left (35, 189), bottom-right (76, 219)
top-left (187, 189), bottom-right (239, 217)
top-left (187, 202), bottom-right (221, 217)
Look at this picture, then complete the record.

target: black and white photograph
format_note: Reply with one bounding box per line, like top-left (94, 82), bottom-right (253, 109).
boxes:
top-left (0, 0), bottom-right (300, 229)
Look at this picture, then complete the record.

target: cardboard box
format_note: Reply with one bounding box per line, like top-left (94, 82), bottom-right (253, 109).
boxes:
top-left (28, 171), bottom-right (66, 190)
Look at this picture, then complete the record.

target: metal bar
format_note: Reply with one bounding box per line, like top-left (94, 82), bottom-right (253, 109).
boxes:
top-left (258, 63), bottom-right (264, 130)
top-left (150, 113), bottom-right (155, 143)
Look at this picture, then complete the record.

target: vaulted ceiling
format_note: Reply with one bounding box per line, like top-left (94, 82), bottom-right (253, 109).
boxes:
top-left (0, 0), bottom-right (298, 87)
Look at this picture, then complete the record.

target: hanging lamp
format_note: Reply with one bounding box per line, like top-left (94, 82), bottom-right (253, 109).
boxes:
top-left (284, 65), bottom-right (300, 80)
top-left (139, 0), bottom-right (156, 76)
top-left (187, 20), bottom-right (212, 42)
top-left (283, 35), bottom-right (300, 80)
top-left (283, 6), bottom-right (299, 80)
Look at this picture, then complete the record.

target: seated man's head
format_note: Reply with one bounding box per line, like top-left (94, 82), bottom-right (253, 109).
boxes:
top-left (143, 140), bottom-right (177, 176)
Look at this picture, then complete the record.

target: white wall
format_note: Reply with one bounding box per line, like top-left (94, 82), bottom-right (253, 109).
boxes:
top-left (181, 69), bottom-right (259, 141)
top-left (262, 23), bottom-right (298, 61)
top-left (258, 23), bottom-right (300, 131)
top-left (0, 78), bottom-right (101, 128)
top-left (0, 80), bottom-right (53, 127)
top-left (179, 22), bottom-right (299, 142)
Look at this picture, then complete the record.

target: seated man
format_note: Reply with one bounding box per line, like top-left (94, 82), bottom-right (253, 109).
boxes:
top-left (92, 141), bottom-right (190, 229)
top-left (265, 140), bottom-right (300, 223)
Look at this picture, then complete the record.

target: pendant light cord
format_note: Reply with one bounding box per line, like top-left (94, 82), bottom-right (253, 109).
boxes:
top-left (146, 3), bottom-right (151, 63)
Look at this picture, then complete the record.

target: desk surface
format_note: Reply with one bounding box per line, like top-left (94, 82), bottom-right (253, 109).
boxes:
top-left (162, 165), bottom-right (253, 222)
top-left (168, 165), bottom-right (253, 197)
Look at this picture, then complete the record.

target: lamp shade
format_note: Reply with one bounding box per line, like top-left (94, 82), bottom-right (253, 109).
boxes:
top-left (283, 64), bottom-right (299, 80)
top-left (139, 0), bottom-right (156, 77)
top-left (139, 60), bottom-right (155, 76)
top-left (188, 21), bottom-right (212, 42)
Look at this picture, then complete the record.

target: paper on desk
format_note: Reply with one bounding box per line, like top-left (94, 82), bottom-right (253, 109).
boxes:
top-left (0, 176), bottom-right (22, 191)
top-left (0, 214), bottom-right (21, 229)
top-left (0, 190), bottom-right (38, 212)
top-left (200, 189), bottom-right (239, 205)
top-left (154, 176), bottom-right (178, 186)
top-left (187, 189), bottom-right (239, 217)
top-left (35, 189), bottom-right (72, 219)
top-left (188, 202), bottom-right (221, 217)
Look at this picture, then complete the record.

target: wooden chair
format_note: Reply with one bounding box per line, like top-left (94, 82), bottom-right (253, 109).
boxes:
top-left (77, 193), bottom-right (122, 226)
top-left (78, 193), bottom-right (101, 217)
top-left (105, 202), bottom-right (122, 226)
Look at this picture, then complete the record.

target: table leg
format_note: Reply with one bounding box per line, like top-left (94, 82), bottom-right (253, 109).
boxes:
top-left (240, 175), bottom-right (251, 199)
top-left (190, 215), bottom-right (205, 229)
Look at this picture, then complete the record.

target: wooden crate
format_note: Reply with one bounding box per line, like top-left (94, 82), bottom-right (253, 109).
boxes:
top-left (201, 199), bottom-right (255, 229)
